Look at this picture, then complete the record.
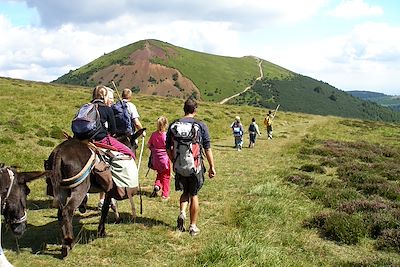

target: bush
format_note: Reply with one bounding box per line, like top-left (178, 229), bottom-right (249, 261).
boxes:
top-left (369, 212), bottom-right (400, 238)
top-left (338, 199), bottom-right (389, 214)
top-left (300, 164), bottom-right (327, 174)
top-left (376, 229), bottom-right (400, 252)
top-left (320, 212), bottom-right (367, 245)
top-left (285, 174), bottom-right (314, 186)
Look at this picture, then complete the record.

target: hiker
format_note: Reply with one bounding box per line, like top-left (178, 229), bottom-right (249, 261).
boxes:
top-left (264, 110), bottom-right (274, 139)
top-left (248, 118), bottom-right (261, 148)
top-left (147, 116), bottom-right (171, 200)
top-left (230, 116), bottom-right (244, 151)
top-left (113, 88), bottom-right (146, 146)
top-left (166, 98), bottom-right (216, 236)
top-left (91, 85), bottom-right (135, 209)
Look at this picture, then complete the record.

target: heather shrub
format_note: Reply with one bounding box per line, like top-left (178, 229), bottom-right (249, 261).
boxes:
top-left (285, 173), bottom-right (314, 187)
top-left (368, 212), bottom-right (400, 238)
top-left (338, 199), bottom-right (389, 214)
top-left (376, 229), bottom-right (400, 253)
top-left (299, 164), bottom-right (327, 174)
top-left (320, 212), bottom-right (367, 245)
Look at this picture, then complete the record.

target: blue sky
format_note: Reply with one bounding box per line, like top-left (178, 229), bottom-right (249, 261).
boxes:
top-left (0, 0), bottom-right (399, 95)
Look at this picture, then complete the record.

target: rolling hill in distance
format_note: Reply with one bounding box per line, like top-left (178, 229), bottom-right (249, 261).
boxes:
top-left (53, 39), bottom-right (400, 123)
top-left (349, 90), bottom-right (400, 112)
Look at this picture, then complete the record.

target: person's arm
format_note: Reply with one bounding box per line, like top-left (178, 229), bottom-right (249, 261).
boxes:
top-left (133, 118), bottom-right (146, 136)
top-left (204, 148), bottom-right (216, 178)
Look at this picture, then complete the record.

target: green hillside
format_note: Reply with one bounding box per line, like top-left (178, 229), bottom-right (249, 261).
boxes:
top-left (230, 74), bottom-right (400, 122)
top-left (349, 90), bottom-right (400, 112)
top-left (53, 39), bottom-right (264, 102)
top-left (2, 77), bottom-right (400, 266)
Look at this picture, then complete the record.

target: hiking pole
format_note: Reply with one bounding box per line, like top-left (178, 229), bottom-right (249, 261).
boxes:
top-left (272, 104), bottom-right (280, 122)
top-left (111, 80), bottom-right (123, 102)
top-left (137, 136), bottom-right (145, 214)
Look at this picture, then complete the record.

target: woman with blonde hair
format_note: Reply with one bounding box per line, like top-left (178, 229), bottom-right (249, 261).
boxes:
top-left (147, 116), bottom-right (171, 199)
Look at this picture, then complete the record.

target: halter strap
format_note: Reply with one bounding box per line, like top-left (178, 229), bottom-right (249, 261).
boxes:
top-left (2, 169), bottom-right (15, 210)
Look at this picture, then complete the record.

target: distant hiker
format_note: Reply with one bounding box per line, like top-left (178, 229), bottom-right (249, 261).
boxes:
top-left (264, 110), bottom-right (274, 139)
top-left (148, 116), bottom-right (171, 200)
top-left (166, 98), bottom-right (216, 236)
top-left (230, 116), bottom-right (244, 151)
top-left (248, 118), bottom-right (261, 148)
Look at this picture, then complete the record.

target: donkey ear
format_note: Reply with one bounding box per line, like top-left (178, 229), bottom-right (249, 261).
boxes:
top-left (17, 171), bottom-right (47, 183)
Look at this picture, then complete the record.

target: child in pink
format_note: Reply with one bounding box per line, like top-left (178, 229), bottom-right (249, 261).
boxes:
top-left (147, 116), bottom-right (171, 199)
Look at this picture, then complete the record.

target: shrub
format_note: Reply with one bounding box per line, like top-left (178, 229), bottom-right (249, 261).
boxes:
top-left (369, 212), bottom-right (400, 238)
top-left (299, 164), bottom-right (327, 174)
top-left (338, 199), bottom-right (389, 214)
top-left (320, 212), bottom-right (367, 245)
top-left (285, 174), bottom-right (314, 186)
top-left (376, 229), bottom-right (400, 252)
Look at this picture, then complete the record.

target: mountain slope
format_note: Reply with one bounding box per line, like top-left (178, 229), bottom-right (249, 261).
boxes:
top-left (53, 39), bottom-right (400, 123)
top-left (53, 39), bottom-right (267, 102)
top-left (230, 74), bottom-right (400, 122)
top-left (349, 90), bottom-right (400, 112)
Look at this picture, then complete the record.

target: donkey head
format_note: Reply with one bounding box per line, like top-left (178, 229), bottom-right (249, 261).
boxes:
top-left (0, 165), bottom-right (45, 236)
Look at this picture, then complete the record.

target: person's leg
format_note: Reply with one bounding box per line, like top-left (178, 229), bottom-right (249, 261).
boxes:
top-left (189, 194), bottom-right (200, 235)
top-left (177, 192), bottom-right (189, 231)
top-left (150, 171), bottom-right (162, 197)
top-left (161, 169), bottom-right (171, 198)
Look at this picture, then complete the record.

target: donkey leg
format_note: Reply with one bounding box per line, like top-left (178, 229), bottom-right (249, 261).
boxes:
top-left (110, 199), bottom-right (121, 224)
top-left (60, 190), bottom-right (87, 258)
top-left (98, 195), bottom-right (111, 237)
top-left (128, 194), bottom-right (136, 222)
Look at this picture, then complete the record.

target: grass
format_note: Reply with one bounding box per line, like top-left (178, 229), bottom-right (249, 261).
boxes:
top-left (1, 77), bottom-right (400, 266)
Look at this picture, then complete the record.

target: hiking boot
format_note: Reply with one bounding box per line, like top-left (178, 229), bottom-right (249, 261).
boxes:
top-left (150, 185), bottom-right (160, 198)
top-left (189, 225), bottom-right (200, 236)
top-left (177, 212), bottom-right (186, 232)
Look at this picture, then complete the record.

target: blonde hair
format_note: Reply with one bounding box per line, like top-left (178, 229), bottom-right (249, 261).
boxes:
top-left (92, 85), bottom-right (108, 100)
top-left (122, 88), bottom-right (132, 100)
top-left (157, 116), bottom-right (168, 132)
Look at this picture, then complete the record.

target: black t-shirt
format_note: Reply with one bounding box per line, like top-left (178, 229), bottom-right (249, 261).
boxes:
top-left (92, 99), bottom-right (116, 141)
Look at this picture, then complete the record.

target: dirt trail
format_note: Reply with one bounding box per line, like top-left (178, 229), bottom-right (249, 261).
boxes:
top-left (219, 58), bottom-right (264, 104)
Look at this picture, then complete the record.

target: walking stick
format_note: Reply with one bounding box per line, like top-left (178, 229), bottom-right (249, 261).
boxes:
top-left (272, 104), bottom-right (280, 121)
top-left (137, 136), bottom-right (145, 214)
top-left (111, 80), bottom-right (123, 101)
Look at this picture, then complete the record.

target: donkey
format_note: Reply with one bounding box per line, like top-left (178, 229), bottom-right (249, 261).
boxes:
top-left (45, 138), bottom-right (139, 258)
top-left (0, 164), bottom-right (46, 237)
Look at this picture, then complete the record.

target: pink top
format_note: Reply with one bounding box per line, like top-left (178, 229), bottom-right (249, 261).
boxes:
top-left (148, 131), bottom-right (170, 172)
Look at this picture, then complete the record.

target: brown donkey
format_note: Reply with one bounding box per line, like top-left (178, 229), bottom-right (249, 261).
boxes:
top-left (45, 138), bottom-right (138, 258)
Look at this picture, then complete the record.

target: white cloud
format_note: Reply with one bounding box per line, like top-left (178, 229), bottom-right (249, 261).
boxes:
top-left (259, 22), bottom-right (400, 95)
top-left (329, 0), bottom-right (383, 19)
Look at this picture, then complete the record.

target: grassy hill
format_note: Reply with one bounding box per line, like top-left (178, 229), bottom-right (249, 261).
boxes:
top-left (230, 74), bottom-right (400, 122)
top-left (52, 39), bottom-right (400, 123)
top-left (349, 90), bottom-right (400, 112)
top-left (2, 78), bottom-right (400, 266)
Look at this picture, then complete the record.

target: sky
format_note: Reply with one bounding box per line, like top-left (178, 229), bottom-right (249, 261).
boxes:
top-left (0, 0), bottom-right (399, 95)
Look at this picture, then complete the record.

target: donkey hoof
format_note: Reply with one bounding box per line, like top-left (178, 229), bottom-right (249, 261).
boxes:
top-left (115, 217), bottom-right (122, 224)
top-left (61, 245), bottom-right (70, 258)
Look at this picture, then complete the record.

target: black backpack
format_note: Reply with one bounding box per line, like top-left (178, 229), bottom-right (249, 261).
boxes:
top-left (249, 123), bottom-right (256, 132)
